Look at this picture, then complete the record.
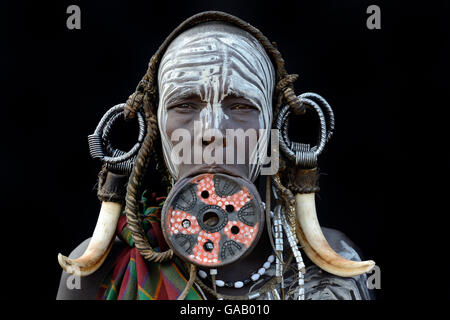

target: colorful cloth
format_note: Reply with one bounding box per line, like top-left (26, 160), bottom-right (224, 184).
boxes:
top-left (97, 191), bottom-right (202, 300)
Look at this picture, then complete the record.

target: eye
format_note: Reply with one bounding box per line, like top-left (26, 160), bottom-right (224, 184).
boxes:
top-left (169, 103), bottom-right (196, 112)
top-left (230, 104), bottom-right (258, 111)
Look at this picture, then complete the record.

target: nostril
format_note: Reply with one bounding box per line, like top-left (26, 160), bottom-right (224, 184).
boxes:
top-left (202, 136), bottom-right (216, 145)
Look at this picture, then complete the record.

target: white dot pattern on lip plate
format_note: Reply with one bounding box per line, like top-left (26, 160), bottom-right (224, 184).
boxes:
top-left (167, 208), bottom-right (201, 235)
top-left (223, 220), bottom-right (258, 247)
top-left (167, 207), bottom-right (221, 266)
top-left (193, 174), bottom-right (252, 211)
top-left (166, 174), bottom-right (261, 267)
top-left (190, 230), bottom-right (221, 266)
top-left (194, 174), bottom-right (259, 247)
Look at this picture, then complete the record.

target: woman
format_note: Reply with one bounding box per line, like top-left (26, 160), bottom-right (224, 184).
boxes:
top-left (57, 11), bottom-right (375, 300)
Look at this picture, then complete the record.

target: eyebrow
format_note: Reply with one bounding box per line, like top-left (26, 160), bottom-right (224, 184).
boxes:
top-left (163, 87), bottom-right (262, 111)
top-left (223, 91), bottom-right (253, 103)
top-left (165, 89), bottom-right (201, 107)
top-left (225, 90), bottom-right (261, 111)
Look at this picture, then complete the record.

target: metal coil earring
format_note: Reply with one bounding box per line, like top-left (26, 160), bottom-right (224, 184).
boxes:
top-left (88, 103), bottom-right (146, 174)
top-left (275, 93), bottom-right (334, 168)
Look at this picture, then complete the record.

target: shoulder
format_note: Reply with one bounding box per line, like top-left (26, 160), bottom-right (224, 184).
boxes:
top-left (56, 237), bottom-right (127, 300)
top-left (321, 227), bottom-right (364, 261)
top-left (303, 227), bottom-right (375, 300)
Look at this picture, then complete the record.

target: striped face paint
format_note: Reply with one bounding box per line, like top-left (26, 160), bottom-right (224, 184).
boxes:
top-left (157, 22), bottom-right (275, 182)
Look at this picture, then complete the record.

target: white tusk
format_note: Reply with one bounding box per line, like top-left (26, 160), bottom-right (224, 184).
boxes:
top-left (295, 193), bottom-right (375, 277)
top-left (58, 201), bottom-right (122, 277)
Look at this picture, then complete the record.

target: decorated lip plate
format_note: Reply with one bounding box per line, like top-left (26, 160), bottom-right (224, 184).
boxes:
top-left (161, 173), bottom-right (265, 268)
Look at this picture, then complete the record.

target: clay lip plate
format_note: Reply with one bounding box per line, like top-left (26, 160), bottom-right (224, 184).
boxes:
top-left (161, 173), bottom-right (265, 268)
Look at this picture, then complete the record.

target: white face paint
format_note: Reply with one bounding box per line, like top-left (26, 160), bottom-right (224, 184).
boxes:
top-left (158, 22), bottom-right (275, 181)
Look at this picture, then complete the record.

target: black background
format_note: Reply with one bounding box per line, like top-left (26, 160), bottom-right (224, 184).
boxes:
top-left (2, 0), bottom-right (449, 302)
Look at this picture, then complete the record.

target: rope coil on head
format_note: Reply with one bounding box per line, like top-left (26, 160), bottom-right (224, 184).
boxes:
top-left (276, 74), bottom-right (306, 116)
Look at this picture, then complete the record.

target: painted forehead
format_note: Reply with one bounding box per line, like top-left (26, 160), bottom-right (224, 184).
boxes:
top-left (158, 23), bottom-right (274, 109)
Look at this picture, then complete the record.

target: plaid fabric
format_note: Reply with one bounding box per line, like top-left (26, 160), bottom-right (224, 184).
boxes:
top-left (97, 191), bottom-right (202, 300)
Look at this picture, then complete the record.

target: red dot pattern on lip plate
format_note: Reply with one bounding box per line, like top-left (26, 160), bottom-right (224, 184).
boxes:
top-left (224, 220), bottom-right (259, 247)
top-left (192, 174), bottom-right (252, 211)
top-left (167, 208), bottom-right (201, 235)
top-left (190, 231), bottom-right (221, 266)
top-left (166, 174), bottom-right (259, 267)
top-left (167, 207), bottom-right (222, 266)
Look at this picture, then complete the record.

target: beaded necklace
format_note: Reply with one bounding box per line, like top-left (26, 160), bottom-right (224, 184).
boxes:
top-left (197, 253), bottom-right (275, 289)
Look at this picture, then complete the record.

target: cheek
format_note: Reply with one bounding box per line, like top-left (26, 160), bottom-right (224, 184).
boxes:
top-left (165, 111), bottom-right (197, 141)
top-left (222, 116), bottom-right (263, 157)
top-left (223, 112), bottom-right (263, 131)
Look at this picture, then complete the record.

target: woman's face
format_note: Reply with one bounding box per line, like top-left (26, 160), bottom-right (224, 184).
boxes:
top-left (157, 22), bottom-right (275, 182)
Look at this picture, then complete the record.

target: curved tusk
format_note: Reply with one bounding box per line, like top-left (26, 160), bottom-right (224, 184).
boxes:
top-left (58, 201), bottom-right (122, 277)
top-left (295, 193), bottom-right (375, 277)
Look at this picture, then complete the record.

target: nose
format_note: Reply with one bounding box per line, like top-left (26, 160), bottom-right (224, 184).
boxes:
top-left (202, 135), bottom-right (215, 146)
top-left (202, 133), bottom-right (227, 147)
top-left (199, 103), bottom-right (228, 147)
